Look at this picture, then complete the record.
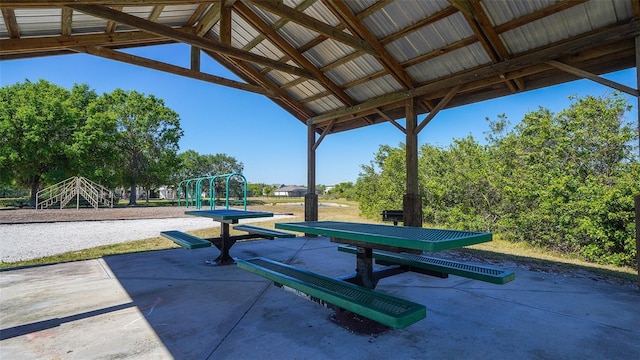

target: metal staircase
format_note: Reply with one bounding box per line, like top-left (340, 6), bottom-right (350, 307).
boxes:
top-left (36, 177), bottom-right (114, 210)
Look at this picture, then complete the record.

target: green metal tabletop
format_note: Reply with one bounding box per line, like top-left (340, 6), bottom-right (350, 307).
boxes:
top-left (184, 209), bottom-right (273, 222)
top-left (275, 221), bottom-right (491, 251)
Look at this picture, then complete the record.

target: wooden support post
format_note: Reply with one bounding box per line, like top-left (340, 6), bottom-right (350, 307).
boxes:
top-left (403, 97), bottom-right (422, 227)
top-left (305, 123), bottom-right (318, 223)
top-left (636, 194), bottom-right (639, 292)
top-left (636, 36), bottom-right (640, 291)
top-left (190, 46), bottom-right (200, 71)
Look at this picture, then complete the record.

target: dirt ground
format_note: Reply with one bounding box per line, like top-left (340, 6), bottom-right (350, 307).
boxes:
top-left (0, 206), bottom-right (190, 224)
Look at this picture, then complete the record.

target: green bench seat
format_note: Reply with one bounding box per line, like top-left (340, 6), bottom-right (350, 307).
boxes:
top-left (338, 245), bottom-right (515, 285)
top-left (233, 224), bottom-right (295, 239)
top-left (161, 230), bottom-right (211, 249)
top-left (237, 257), bottom-right (426, 329)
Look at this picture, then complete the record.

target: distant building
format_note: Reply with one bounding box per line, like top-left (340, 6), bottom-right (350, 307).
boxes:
top-left (274, 185), bottom-right (307, 197)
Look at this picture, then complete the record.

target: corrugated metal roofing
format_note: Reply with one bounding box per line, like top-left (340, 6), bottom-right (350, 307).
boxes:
top-left (0, 0), bottom-right (637, 133)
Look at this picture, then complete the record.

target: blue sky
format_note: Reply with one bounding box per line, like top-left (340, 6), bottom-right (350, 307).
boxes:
top-left (0, 43), bottom-right (636, 186)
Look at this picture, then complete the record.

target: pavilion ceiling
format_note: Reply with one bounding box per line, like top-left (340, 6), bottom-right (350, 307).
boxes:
top-left (1, 0), bottom-right (638, 135)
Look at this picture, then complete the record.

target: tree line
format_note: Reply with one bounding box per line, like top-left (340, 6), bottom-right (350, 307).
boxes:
top-left (349, 93), bottom-right (639, 267)
top-left (0, 79), bottom-right (242, 205)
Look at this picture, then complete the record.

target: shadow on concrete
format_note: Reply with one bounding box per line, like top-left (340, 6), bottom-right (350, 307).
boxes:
top-left (1, 302), bottom-right (135, 341)
top-left (2, 236), bottom-right (639, 359)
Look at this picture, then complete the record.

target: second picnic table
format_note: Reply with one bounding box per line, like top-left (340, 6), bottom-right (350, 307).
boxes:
top-left (184, 209), bottom-right (274, 265)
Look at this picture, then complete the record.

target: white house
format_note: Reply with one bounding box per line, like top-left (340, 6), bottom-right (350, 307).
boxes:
top-left (273, 185), bottom-right (307, 197)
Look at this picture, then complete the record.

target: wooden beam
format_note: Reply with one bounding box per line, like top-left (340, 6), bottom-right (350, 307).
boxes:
top-left (185, 3), bottom-right (207, 26)
top-left (415, 85), bottom-right (460, 134)
top-left (309, 21), bottom-right (640, 125)
top-left (357, 0), bottom-right (393, 20)
top-left (494, 0), bottom-right (588, 34)
top-left (451, 0), bottom-right (518, 92)
top-left (219, 2), bottom-right (232, 45)
top-left (73, 45), bottom-right (276, 97)
top-left (61, 7), bottom-right (73, 36)
top-left (235, 1), bottom-right (357, 108)
top-left (148, 5), bottom-right (164, 22)
top-left (242, 0), bottom-right (316, 52)
top-left (380, 6), bottom-right (458, 45)
top-left (1, 1), bottom-right (213, 7)
top-left (68, 4), bottom-right (315, 79)
top-left (246, 0), bottom-right (377, 56)
top-left (323, 0), bottom-right (414, 88)
top-left (0, 30), bottom-right (165, 55)
top-left (309, 91), bottom-right (411, 124)
top-left (190, 45), bottom-right (200, 71)
top-left (194, 2), bottom-right (221, 36)
top-left (312, 120), bottom-right (335, 151)
top-left (2, 9), bottom-right (20, 38)
top-left (105, 6), bottom-right (121, 33)
top-left (546, 60), bottom-right (638, 96)
top-left (202, 48), bottom-right (315, 120)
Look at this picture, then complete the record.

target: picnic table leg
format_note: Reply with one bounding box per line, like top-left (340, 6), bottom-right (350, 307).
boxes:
top-left (207, 223), bottom-right (237, 265)
top-left (354, 247), bottom-right (378, 289)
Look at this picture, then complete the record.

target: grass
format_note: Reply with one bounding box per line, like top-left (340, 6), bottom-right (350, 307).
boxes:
top-left (1, 198), bottom-right (637, 286)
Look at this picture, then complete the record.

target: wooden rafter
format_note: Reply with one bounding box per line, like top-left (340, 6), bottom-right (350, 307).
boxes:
top-left (309, 21), bottom-right (640, 125)
top-left (194, 2), bottom-right (221, 36)
top-left (235, 1), bottom-right (370, 118)
top-left (0, 1), bottom-right (212, 7)
top-left (2, 9), bottom-right (20, 38)
top-left (234, 3), bottom-right (380, 125)
top-left (0, 0), bottom-right (635, 136)
top-left (245, 0), bottom-right (377, 56)
top-left (323, 0), bottom-right (413, 88)
top-left (148, 5), bottom-right (164, 22)
top-left (61, 7), bottom-right (73, 36)
top-left (68, 4), bottom-right (315, 79)
top-left (0, 31), bottom-right (166, 56)
top-left (203, 49), bottom-right (315, 122)
top-left (72, 45), bottom-right (276, 97)
top-left (450, 0), bottom-right (520, 92)
top-left (219, 1), bottom-right (232, 45)
top-left (242, 0), bottom-right (316, 52)
top-left (545, 60), bottom-right (638, 96)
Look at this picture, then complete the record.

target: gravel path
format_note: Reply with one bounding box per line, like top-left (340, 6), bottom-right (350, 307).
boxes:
top-left (0, 215), bottom-right (291, 263)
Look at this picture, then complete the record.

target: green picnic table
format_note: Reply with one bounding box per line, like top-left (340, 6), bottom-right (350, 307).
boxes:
top-left (238, 221), bottom-right (515, 328)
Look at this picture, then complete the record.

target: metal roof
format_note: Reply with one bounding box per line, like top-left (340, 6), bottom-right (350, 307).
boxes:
top-left (1, 0), bottom-right (638, 135)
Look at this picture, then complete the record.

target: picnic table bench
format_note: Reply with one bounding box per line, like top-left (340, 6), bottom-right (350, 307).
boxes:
top-left (238, 221), bottom-right (514, 329)
top-left (163, 209), bottom-right (290, 265)
top-left (237, 257), bottom-right (425, 329)
top-left (233, 224), bottom-right (295, 239)
top-left (161, 230), bottom-right (211, 249)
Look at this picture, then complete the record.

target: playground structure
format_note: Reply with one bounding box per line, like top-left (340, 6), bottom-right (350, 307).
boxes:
top-left (177, 173), bottom-right (247, 210)
top-left (36, 176), bottom-right (114, 210)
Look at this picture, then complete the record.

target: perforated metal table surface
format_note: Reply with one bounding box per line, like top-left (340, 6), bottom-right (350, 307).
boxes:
top-left (275, 221), bottom-right (491, 252)
top-left (276, 221), bottom-right (494, 289)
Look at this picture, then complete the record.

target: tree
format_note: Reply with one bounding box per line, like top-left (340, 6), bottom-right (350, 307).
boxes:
top-left (354, 145), bottom-right (406, 218)
top-left (326, 181), bottom-right (356, 199)
top-left (0, 79), bottom-right (106, 204)
top-left (354, 93), bottom-right (638, 266)
top-left (491, 93), bottom-right (638, 265)
top-left (99, 89), bottom-right (182, 205)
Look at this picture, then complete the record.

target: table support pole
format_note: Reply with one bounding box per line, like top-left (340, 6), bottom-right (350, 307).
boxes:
top-left (356, 247), bottom-right (377, 289)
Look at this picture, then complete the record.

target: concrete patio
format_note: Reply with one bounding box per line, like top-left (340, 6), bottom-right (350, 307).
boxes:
top-left (1, 236), bottom-right (638, 359)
